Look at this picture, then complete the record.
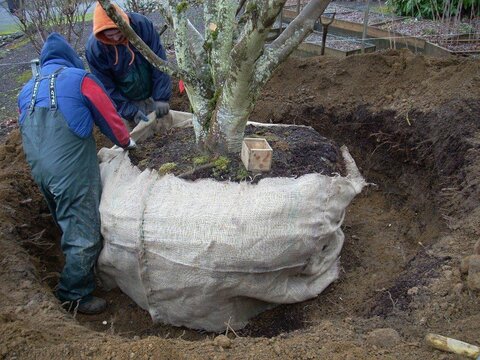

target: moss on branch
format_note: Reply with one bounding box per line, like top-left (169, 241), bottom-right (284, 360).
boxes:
top-left (176, 1), bottom-right (189, 13)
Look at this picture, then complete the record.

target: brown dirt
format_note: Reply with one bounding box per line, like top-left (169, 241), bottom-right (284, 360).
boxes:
top-left (1, 50), bottom-right (480, 360)
top-left (129, 124), bottom-right (342, 181)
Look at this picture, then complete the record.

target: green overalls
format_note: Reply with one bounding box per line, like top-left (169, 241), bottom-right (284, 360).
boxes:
top-left (20, 68), bottom-right (102, 303)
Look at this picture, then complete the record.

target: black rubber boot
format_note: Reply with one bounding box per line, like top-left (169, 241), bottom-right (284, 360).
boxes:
top-left (65, 296), bottom-right (107, 315)
top-left (78, 296), bottom-right (107, 314)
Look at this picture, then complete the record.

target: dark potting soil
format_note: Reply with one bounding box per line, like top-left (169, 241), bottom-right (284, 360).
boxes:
top-left (129, 124), bottom-right (344, 182)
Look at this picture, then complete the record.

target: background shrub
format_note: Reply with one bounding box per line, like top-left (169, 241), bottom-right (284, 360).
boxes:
top-left (386, 0), bottom-right (479, 20)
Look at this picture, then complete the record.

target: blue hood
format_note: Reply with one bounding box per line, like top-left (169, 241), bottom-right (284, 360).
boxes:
top-left (40, 33), bottom-right (85, 69)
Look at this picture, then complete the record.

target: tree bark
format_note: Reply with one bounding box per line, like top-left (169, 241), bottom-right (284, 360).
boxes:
top-left (97, 0), bottom-right (332, 155)
top-left (254, 0), bottom-right (331, 89)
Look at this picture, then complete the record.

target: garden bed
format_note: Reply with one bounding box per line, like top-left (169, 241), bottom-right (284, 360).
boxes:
top-left (300, 31), bottom-right (375, 56)
top-left (283, 1), bottom-right (480, 56)
top-left (378, 18), bottom-right (480, 52)
top-left (284, 3), bottom-right (404, 26)
top-left (323, 4), bottom-right (403, 26)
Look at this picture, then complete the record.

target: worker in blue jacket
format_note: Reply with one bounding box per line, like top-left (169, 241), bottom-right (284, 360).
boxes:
top-left (18, 33), bottom-right (135, 315)
top-left (86, 2), bottom-right (172, 126)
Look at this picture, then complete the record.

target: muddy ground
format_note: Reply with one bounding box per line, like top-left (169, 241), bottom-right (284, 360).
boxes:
top-left (0, 35), bottom-right (480, 360)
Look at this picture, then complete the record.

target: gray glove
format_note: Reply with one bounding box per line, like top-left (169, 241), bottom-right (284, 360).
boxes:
top-left (154, 101), bottom-right (170, 117)
top-left (134, 110), bottom-right (149, 124)
top-left (125, 138), bottom-right (137, 150)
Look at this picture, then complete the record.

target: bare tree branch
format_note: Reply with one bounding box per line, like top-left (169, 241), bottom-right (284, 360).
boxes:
top-left (164, 0), bottom-right (212, 133)
top-left (236, 0), bottom-right (247, 17)
top-left (96, 0), bottom-right (332, 154)
top-left (97, 0), bottom-right (202, 87)
top-left (221, 0), bottom-right (286, 108)
top-left (71, 1), bottom-right (95, 52)
top-left (204, 0), bottom-right (237, 87)
top-left (157, 0), bottom-right (206, 64)
top-left (254, 0), bottom-right (331, 88)
top-left (168, 0), bottom-right (199, 73)
top-left (258, 0), bottom-right (288, 28)
top-left (203, 1), bottom-right (287, 153)
top-left (157, 0), bottom-right (173, 26)
top-left (235, 0), bottom-right (286, 40)
top-left (11, 0), bottom-right (95, 54)
top-left (203, 0), bottom-right (216, 36)
top-left (186, 21), bottom-right (206, 60)
top-left (167, 0), bottom-right (213, 98)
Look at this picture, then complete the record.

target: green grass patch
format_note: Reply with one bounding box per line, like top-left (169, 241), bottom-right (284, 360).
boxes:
top-left (16, 70), bottom-right (32, 85)
top-left (0, 24), bottom-right (22, 36)
top-left (0, 12), bottom-right (92, 37)
top-left (193, 155), bottom-right (210, 166)
top-left (236, 167), bottom-right (249, 181)
top-left (8, 37), bottom-right (30, 50)
top-left (159, 162), bottom-right (177, 175)
top-left (212, 156), bottom-right (230, 177)
top-left (77, 13), bottom-right (93, 23)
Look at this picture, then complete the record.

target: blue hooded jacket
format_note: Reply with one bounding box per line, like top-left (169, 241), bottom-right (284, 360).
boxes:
top-left (86, 11), bottom-right (172, 121)
top-left (18, 33), bottom-right (130, 147)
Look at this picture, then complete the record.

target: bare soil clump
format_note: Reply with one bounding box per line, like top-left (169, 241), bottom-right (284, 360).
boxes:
top-left (0, 51), bottom-right (479, 360)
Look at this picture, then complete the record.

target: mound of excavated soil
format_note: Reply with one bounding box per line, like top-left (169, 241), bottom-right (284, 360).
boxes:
top-left (1, 51), bottom-right (479, 360)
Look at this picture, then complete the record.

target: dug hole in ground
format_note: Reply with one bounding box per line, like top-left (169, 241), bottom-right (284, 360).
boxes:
top-left (0, 50), bottom-right (479, 359)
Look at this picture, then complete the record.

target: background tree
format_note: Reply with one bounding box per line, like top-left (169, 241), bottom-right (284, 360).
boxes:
top-left (10, 0), bottom-right (95, 53)
top-left (124, 0), bottom-right (158, 15)
top-left (98, 0), bottom-right (331, 154)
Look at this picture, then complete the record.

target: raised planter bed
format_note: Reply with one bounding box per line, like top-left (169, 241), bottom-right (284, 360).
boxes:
top-left (378, 18), bottom-right (480, 54)
top-left (282, 4), bottom-right (424, 53)
top-left (440, 33), bottom-right (480, 55)
top-left (283, 3), bottom-right (479, 57)
top-left (283, 3), bottom-right (405, 27)
top-left (324, 4), bottom-right (404, 26)
top-left (425, 38), bottom-right (480, 56)
top-left (299, 31), bottom-right (376, 57)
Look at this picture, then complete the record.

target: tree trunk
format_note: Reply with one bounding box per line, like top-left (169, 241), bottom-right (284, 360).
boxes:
top-left (98, 0), bottom-right (332, 156)
top-left (202, 102), bottom-right (252, 154)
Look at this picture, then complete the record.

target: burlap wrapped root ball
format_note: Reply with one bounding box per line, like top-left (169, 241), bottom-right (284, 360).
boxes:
top-left (97, 113), bottom-right (366, 331)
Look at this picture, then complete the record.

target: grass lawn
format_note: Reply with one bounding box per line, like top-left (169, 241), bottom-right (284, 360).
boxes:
top-left (0, 12), bottom-right (93, 35)
top-left (0, 23), bottom-right (22, 35)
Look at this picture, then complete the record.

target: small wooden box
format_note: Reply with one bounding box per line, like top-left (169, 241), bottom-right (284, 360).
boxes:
top-left (241, 138), bottom-right (273, 172)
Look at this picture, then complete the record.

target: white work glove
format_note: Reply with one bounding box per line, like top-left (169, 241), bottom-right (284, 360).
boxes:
top-left (154, 101), bottom-right (170, 117)
top-left (124, 138), bottom-right (137, 150)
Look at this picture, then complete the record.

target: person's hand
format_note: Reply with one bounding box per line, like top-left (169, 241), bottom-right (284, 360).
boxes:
top-left (124, 138), bottom-right (137, 150)
top-left (154, 101), bottom-right (170, 117)
top-left (134, 110), bottom-right (149, 124)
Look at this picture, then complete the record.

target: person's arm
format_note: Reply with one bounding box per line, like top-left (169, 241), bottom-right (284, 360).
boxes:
top-left (81, 74), bottom-right (131, 148)
top-left (137, 15), bottom-right (172, 102)
top-left (85, 41), bottom-right (139, 121)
